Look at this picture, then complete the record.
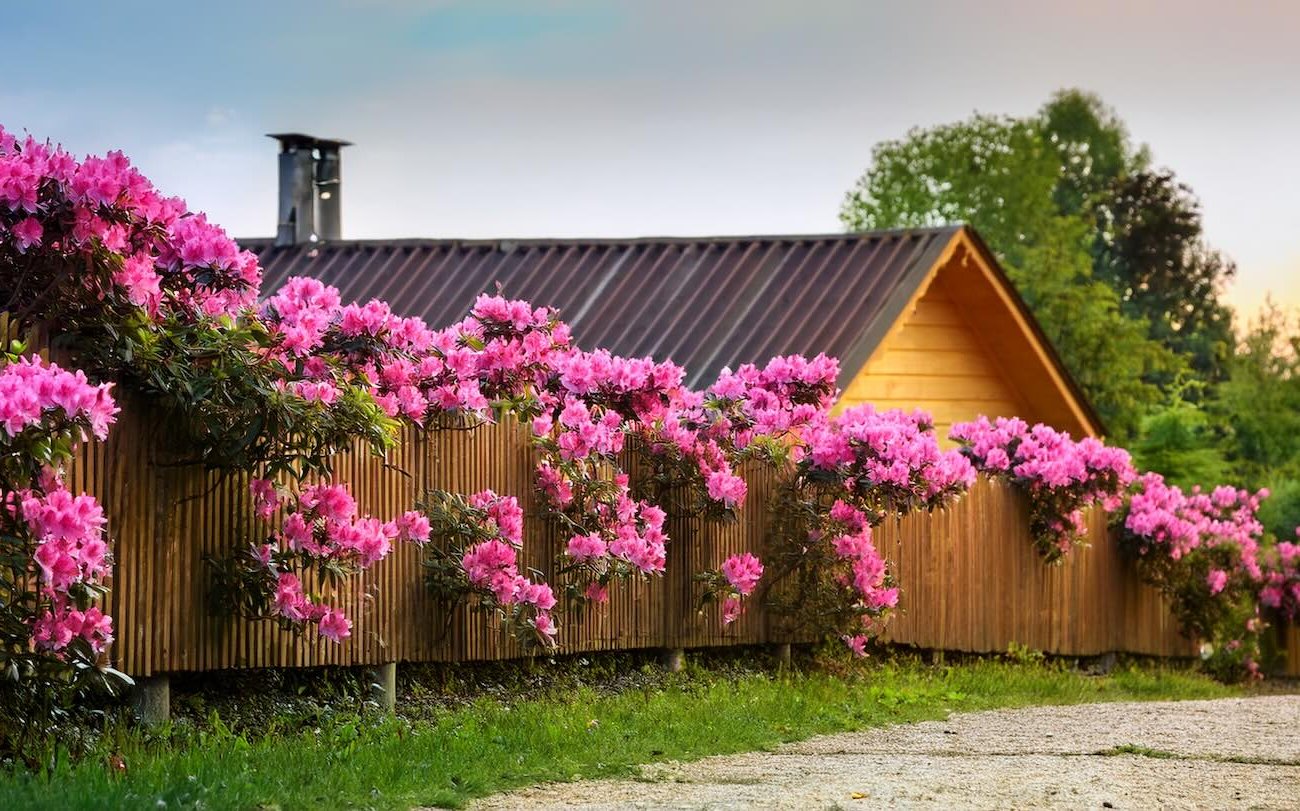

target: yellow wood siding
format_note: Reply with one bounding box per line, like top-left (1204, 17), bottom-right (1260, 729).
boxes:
top-left (837, 278), bottom-right (1033, 444)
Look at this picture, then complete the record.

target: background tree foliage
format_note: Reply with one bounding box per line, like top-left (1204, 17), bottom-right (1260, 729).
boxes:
top-left (1093, 169), bottom-right (1237, 384)
top-left (840, 94), bottom-right (1178, 440)
top-left (841, 89), bottom-right (1299, 530)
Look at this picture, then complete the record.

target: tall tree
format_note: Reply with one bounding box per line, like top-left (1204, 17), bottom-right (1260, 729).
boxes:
top-left (1092, 169), bottom-right (1237, 383)
top-left (1039, 89), bottom-right (1148, 217)
top-left (1210, 302), bottom-right (1300, 487)
top-left (840, 113), bottom-right (1177, 441)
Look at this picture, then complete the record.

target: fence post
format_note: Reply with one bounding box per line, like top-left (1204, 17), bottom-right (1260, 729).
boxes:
top-left (132, 674), bottom-right (170, 726)
top-left (370, 662), bottom-right (397, 712)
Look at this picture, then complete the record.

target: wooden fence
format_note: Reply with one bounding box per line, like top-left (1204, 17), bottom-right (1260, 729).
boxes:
top-left (56, 394), bottom-right (1202, 678)
top-left (18, 316), bottom-right (1298, 678)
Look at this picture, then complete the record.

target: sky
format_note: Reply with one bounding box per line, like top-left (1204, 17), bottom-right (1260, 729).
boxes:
top-left (4, 0), bottom-right (1298, 319)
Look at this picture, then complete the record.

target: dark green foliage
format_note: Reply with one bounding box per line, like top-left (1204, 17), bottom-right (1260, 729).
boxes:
top-left (1258, 478), bottom-right (1300, 541)
top-left (1131, 394), bottom-right (1229, 490)
top-left (1210, 304), bottom-right (1300, 489)
top-left (1092, 169), bottom-right (1237, 384)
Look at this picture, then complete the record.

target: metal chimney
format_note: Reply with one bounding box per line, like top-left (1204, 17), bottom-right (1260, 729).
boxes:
top-left (268, 133), bottom-right (351, 246)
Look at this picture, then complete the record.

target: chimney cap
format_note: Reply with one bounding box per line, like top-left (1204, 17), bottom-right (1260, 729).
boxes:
top-left (267, 133), bottom-right (353, 151)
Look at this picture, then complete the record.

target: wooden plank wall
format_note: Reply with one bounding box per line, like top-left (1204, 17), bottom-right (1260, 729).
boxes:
top-left (78, 412), bottom-right (1198, 677)
top-left (840, 278), bottom-right (1031, 443)
top-left (13, 318), bottom-right (1280, 677)
top-left (879, 478), bottom-right (1193, 657)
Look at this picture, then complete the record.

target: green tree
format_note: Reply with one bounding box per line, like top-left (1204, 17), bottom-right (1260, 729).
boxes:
top-left (1210, 302), bottom-right (1300, 487)
top-left (1131, 388), bottom-right (1229, 490)
top-left (1092, 169), bottom-right (1237, 383)
top-left (1040, 89), bottom-right (1149, 217)
top-left (840, 112), bottom-right (1177, 441)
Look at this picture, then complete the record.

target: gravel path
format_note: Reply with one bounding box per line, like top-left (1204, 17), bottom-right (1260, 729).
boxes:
top-left (470, 695), bottom-right (1300, 810)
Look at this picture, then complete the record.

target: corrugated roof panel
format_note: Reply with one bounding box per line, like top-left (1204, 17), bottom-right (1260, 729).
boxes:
top-left (246, 227), bottom-right (963, 389)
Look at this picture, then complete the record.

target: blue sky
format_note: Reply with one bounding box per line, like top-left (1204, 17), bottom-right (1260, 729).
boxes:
top-left (5, 0), bottom-right (1298, 316)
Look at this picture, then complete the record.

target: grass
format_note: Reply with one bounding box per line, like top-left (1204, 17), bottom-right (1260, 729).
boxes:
top-left (1096, 743), bottom-right (1300, 767)
top-left (0, 654), bottom-right (1241, 810)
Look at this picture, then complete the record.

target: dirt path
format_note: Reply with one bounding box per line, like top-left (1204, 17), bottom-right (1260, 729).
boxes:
top-left (471, 695), bottom-right (1300, 810)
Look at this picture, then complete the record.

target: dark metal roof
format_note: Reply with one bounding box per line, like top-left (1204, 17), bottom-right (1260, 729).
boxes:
top-left (246, 226), bottom-right (959, 390)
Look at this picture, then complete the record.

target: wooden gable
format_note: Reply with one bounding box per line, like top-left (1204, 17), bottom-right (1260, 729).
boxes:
top-left (836, 228), bottom-right (1101, 444)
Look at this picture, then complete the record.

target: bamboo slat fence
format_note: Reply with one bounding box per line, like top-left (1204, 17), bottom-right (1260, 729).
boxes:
top-left (10, 316), bottom-right (1296, 677)
top-left (67, 401), bottom-right (1204, 678)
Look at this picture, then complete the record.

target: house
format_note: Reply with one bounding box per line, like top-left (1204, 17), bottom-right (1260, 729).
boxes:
top-left (248, 135), bottom-right (1102, 442)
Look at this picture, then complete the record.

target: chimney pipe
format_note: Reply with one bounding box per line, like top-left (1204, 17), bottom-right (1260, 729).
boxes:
top-left (268, 133), bottom-right (351, 246)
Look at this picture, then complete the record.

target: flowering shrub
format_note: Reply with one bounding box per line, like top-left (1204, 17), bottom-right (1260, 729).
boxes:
top-left (420, 489), bottom-right (558, 648)
top-left (208, 480), bottom-right (429, 642)
top-left (950, 416), bottom-right (1136, 563)
top-left (1118, 473), bottom-right (1270, 679)
top-left (0, 349), bottom-right (122, 757)
top-left (696, 552), bottom-right (765, 625)
top-left (763, 406), bottom-right (974, 653)
top-left (0, 130), bottom-right (396, 479)
top-left (632, 355), bottom-right (840, 515)
top-left (1259, 531), bottom-right (1300, 622)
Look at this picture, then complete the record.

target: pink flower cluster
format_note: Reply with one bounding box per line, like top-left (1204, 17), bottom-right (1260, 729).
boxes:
top-left (22, 485), bottom-right (115, 655)
top-left (1123, 473), bottom-right (1265, 571)
top-left (950, 416), bottom-right (1136, 562)
top-left (807, 405), bottom-right (975, 520)
top-left (722, 552), bottom-right (764, 596)
top-left (0, 128), bottom-right (260, 319)
top-left (247, 479), bottom-right (430, 642)
top-left (270, 572), bottom-right (352, 642)
top-left (0, 356), bottom-right (117, 441)
top-left (31, 604), bottom-right (114, 654)
top-left (1259, 533), bottom-right (1300, 622)
top-left (262, 280), bottom-right (572, 423)
top-left (1120, 473), bottom-right (1277, 678)
top-left (25, 488), bottom-right (110, 593)
top-left (717, 552), bottom-right (764, 625)
top-left (826, 500), bottom-right (900, 614)
top-left (560, 476), bottom-right (669, 601)
top-left (456, 490), bottom-right (558, 644)
top-left (0, 355), bottom-right (118, 660)
top-left (705, 354), bottom-right (840, 443)
top-left (637, 354), bottom-right (840, 518)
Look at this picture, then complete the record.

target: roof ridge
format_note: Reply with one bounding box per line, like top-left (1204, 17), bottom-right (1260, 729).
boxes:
top-left (236, 225), bottom-right (965, 250)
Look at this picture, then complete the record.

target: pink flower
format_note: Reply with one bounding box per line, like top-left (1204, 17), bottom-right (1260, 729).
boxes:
top-left (517, 581), bottom-right (557, 612)
top-left (318, 608), bottom-right (352, 642)
top-left (566, 533), bottom-right (608, 562)
top-left (1206, 569), bottom-right (1229, 596)
top-left (721, 553), bottom-right (764, 596)
top-left (842, 634), bottom-right (868, 657)
top-left (721, 596), bottom-right (743, 625)
top-left (299, 484), bottom-right (356, 522)
top-left (11, 216), bottom-right (43, 251)
top-left (273, 573), bottom-right (310, 622)
top-left (394, 510), bottom-right (431, 544)
top-left (113, 254), bottom-right (162, 310)
top-left (705, 470), bottom-right (748, 508)
top-left (31, 605), bottom-right (114, 654)
top-left (534, 612), bottom-right (557, 638)
top-left (249, 478), bottom-right (280, 519)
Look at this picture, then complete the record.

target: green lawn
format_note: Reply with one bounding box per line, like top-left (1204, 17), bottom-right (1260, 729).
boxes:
top-left (0, 656), bottom-right (1238, 810)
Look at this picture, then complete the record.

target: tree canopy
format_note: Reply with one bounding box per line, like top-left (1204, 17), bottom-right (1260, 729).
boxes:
top-left (840, 89), bottom-right (1244, 444)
